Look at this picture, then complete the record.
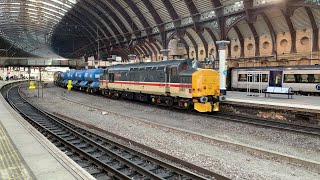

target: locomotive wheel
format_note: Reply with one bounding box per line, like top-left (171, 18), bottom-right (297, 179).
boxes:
top-left (165, 99), bottom-right (174, 106)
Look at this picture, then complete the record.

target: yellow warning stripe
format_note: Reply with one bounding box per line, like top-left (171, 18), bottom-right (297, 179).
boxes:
top-left (0, 123), bottom-right (33, 180)
top-left (0, 125), bottom-right (17, 179)
top-left (0, 125), bottom-right (25, 179)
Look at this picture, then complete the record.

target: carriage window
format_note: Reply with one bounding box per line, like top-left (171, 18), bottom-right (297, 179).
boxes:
top-left (238, 74), bottom-right (247, 82)
top-left (262, 74), bottom-right (268, 82)
top-left (284, 74), bottom-right (319, 83)
top-left (301, 74), bottom-right (309, 83)
top-left (314, 74), bottom-right (320, 83)
top-left (284, 74), bottom-right (295, 83)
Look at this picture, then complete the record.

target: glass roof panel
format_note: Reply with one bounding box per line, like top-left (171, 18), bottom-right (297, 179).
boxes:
top-left (0, 0), bottom-right (77, 58)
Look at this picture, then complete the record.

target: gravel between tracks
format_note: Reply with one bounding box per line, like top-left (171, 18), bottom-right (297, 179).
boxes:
top-left (23, 84), bottom-right (320, 180)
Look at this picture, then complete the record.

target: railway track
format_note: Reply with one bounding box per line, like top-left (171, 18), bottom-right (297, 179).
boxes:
top-left (40, 87), bottom-right (320, 172)
top-left (211, 112), bottom-right (320, 136)
top-left (6, 84), bottom-right (225, 180)
top-left (60, 85), bottom-right (320, 136)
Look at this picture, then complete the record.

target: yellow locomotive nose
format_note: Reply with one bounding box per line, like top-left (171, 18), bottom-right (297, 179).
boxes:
top-left (192, 69), bottom-right (220, 112)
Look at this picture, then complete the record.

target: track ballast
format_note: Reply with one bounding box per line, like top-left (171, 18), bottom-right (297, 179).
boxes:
top-left (6, 84), bottom-right (224, 180)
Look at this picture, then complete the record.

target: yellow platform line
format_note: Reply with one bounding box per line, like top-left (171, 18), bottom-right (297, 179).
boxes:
top-left (0, 125), bottom-right (27, 180)
top-left (0, 123), bottom-right (33, 180)
top-left (0, 126), bottom-right (17, 179)
top-left (0, 125), bottom-right (30, 180)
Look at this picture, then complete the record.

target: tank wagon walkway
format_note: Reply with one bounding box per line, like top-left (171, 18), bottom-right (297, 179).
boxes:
top-left (0, 81), bottom-right (94, 180)
top-left (226, 91), bottom-right (320, 111)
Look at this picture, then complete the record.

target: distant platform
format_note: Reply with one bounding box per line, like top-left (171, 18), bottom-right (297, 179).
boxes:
top-left (0, 81), bottom-right (94, 180)
top-left (225, 91), bottom-right (320, 111)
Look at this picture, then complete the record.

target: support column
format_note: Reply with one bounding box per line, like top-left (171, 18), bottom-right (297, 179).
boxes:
top-left (160, 49), bottom-right (170, 61)
top-left (94, 61), bottom-right (99, 69)
top-left (216, 40), bottom-right (230, 96)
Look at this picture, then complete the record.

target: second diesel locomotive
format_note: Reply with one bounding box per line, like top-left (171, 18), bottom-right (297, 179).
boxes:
top-left (55, 59), bottom-right (221, 112)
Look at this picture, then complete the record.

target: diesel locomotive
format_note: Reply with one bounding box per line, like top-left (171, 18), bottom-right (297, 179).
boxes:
top-left (54, 59), bottom-right (221, 112)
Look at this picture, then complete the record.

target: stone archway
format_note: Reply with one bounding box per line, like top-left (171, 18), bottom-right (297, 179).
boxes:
top-left (246, 61), bottom-right (254, 67)
top-left (231, 61), bottom-right (239, 68)
top-left (278, 59), bottom-right (288, 66)
top-left (298, 58), bottom-right (310, 65)
top-left (261, 59), bottom-right (270, 67)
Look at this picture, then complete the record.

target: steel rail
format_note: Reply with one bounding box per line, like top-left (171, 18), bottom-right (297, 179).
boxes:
top-left (47, 88), bottom-right (320, 173)
top-left (6, 84), bottom-right (213, 180)
top-left (211, 112), bottom-right (320, 136)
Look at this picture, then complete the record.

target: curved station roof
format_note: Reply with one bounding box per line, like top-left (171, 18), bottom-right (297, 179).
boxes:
top-left (0, 0), bottom-right (319, 61)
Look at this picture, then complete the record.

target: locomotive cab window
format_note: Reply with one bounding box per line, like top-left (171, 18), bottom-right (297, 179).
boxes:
top-left (170, 67), bottom-right (180, 83)
top-left (180, 77), bottom-right (192, 83)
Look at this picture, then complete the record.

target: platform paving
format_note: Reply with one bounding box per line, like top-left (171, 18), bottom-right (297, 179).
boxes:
top-left (0, 81), bottom-right (95, 180)
top-left (226, 91), bottom-right (320, 110)
top-left (0, 121), bottom-right (34, 179)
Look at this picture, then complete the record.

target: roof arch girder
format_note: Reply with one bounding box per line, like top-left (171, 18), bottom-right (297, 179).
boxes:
top-left (84, 0), bottom-right (128, 36)
top-left (185, 31), bottom-right (198, 59)
top-left (76, 1), bottom-right (122, 42)
top-left (305, 7), bottom-right (319, 52)
top-left (281, 9), bottom-right (297, 53)
top-left (260, 12), bottom-right (277, 55)
top-left (125, 0), bottom-right (152, 33)
top-left (68, 5), bottom-right (111, 40)
top-left (204, 27), bottom-right (219, 56)
top-left (246, 20), bottom-right (260, 56)
top-left (106, 0), bottom-right (139, 34)
top-left (233, 26), bottom-right (245, 57)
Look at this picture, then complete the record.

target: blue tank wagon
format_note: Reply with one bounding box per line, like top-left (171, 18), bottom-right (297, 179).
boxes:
top-left (61, 71), bottom-right (69, 87)
top-left (73, 69), bottom-right (87, 90)
top-left (80, 68), bottom-right (104, 93)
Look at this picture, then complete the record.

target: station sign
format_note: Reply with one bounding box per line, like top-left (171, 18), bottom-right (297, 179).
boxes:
top-left (316, 84), bottom-right (320, 91)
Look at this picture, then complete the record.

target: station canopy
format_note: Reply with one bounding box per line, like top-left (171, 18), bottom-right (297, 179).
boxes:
top-left (0, 0), bottom-right (319, 60)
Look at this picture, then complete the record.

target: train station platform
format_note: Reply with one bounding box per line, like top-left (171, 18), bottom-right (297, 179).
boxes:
top-left (0, 81), bottom-right (94, 180)
top-left (225, 91), bottom-right (320, 111)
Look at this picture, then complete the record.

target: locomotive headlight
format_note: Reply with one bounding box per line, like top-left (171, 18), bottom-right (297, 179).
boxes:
top-left (200, 96), bottom-right (208, 103)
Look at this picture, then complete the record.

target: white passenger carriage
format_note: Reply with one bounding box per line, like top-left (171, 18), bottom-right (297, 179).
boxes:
top-left (230, 66), bottom-right (320, 95)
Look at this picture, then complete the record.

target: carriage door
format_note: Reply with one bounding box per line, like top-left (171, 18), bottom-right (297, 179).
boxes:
top-left (269, 71), bottom-right (283, 87)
